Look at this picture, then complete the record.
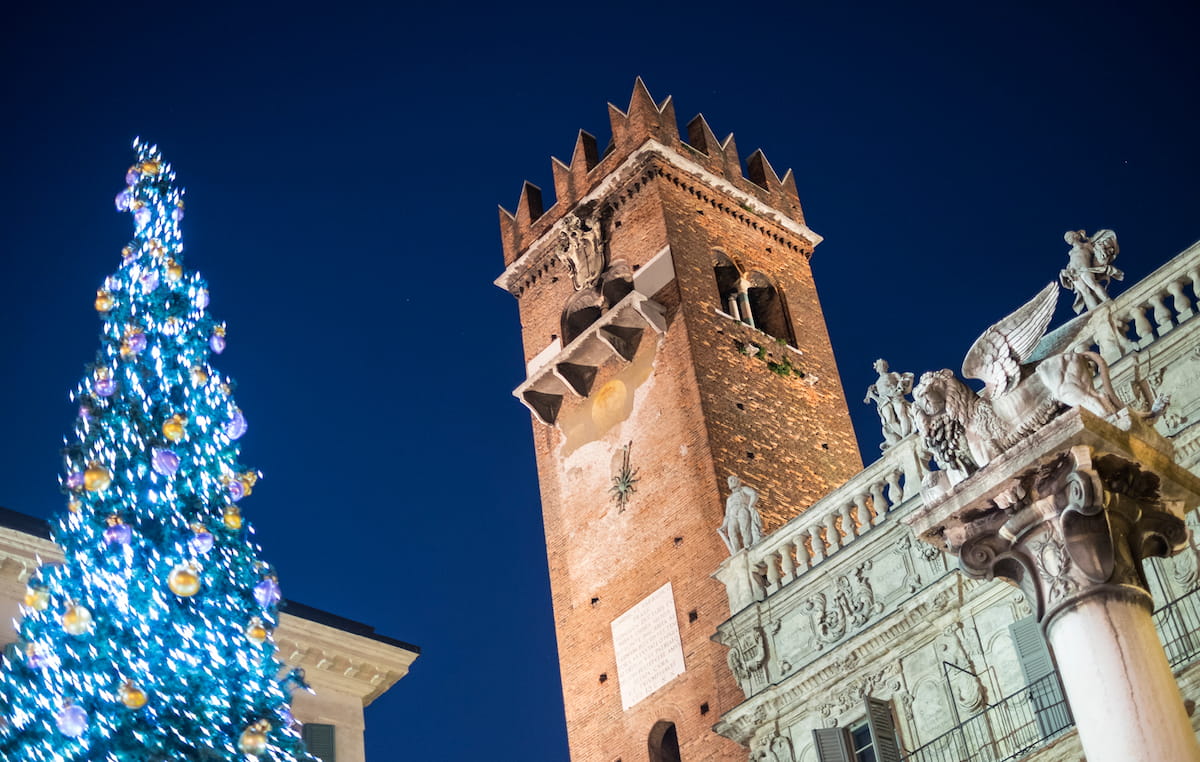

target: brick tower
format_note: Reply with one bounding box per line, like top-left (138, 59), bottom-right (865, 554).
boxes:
top-left (496, 80), bottom-right (863, 761)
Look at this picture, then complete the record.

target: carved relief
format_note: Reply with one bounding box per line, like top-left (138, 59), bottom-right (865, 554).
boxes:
top-left (801, 562), bottom-right (882, 649)
top-left (893, 533), bottom-right (924, 593)
top-left (728, 625), bottom-right (769, 688)
top-left (751, 730), bottom-right (795, 762)
top-left (939, 622), bottom-right (987, 713)
top-left (1030, 531), bottom-right (1076, 605)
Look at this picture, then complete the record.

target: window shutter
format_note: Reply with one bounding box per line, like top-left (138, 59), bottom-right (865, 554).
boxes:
top-left (1009, 615), bottom-right (1071, 738)
top-left (812, 727), bottom-right (853, 762)
top-left (1009, 616), bottom-right (1054, 683)
top-left (302, 723), bottom-right (336, 762)
top-left (864, 697), bottom-right (903, 762)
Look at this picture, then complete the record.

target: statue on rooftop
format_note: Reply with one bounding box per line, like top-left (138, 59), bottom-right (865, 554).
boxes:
top-left (719, 475), bottom-right (764, 554)
top-left (910, 282), bottom-right (1121, 489)
top-left (1059, 229), bottom-right (1122, 313)
top-left (864, 359), bottom-right (915, 451)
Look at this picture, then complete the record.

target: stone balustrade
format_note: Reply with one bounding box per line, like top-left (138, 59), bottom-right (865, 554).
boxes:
top-left (1064, 240), bottom-right (1200, 363)
top-left (717, 436), bottom-right (928, 613)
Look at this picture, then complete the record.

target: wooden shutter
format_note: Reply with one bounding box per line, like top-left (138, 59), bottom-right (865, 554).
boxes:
top-left (812, 727), bottom-right (853, 762)
top-left (1009, 615), bottom-right (1071, 738)
top-left (865, 697), bottom-right (903, 762)
top-left (302, 723), bottom-right (336, 762)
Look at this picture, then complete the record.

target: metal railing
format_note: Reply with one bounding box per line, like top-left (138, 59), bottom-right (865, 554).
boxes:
top-left (1153, 584), bottom-right (1200, 669)
top-left (903, 673), bottom-right (1073, 762)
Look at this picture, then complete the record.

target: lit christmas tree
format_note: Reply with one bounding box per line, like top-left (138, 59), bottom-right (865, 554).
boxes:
top-left (0, 140), bottom-right (315, 761)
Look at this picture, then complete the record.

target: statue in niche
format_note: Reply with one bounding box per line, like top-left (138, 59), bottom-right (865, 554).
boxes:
top-left (864, 358), bottom-right (914, 451)
top-left (719, 475), bottom-right (764, 554)
top-left (910, 282), bottom-right (1121, 489)
top-left (1059, 229), bottom-right (1122, 313)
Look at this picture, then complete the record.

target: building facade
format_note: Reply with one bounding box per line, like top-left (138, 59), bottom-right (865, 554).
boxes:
top-left (0, 508), bottom-right (419, 762)
top-left (500, 82), bottom-right (1200, 761)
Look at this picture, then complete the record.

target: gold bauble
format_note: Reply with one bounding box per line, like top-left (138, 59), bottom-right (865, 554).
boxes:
top-left (67, 498), bottom-right (82, 513)
top-left (84, 464), bottom-right (112, 492)
top-left (238, 721), bottom-right (271, 755)
top-left (139, 160), bottom-right (161, 175)
top-left (62, 603), bottom-right (93, 635)
top-left (148, 239), bottom-right (166, 258)
top-left (223, 506), bottom-right (243, 530)
top-left (245, 617), bottom-right (269, 644)
top-left (165, 260), bottom-right (183, 282)
top-left (167, 563), bottom-right (201, 597)
top-left (94, 290), bottom-right (114, 312)
top-left (191, 366), bottom-right (208, 385)
top-left (119, 680), bottom-right (148, 709)
top-left (23, 587), bottom-right (49, 611)
top-left (162, 415), bottom-right (186, 442)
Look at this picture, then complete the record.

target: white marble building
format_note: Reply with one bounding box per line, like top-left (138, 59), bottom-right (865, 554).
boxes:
top-left (713, 238), bottom-right (1200, 762)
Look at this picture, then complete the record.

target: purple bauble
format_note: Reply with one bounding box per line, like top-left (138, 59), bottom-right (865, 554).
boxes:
top-left (126, 332), bottom-right (147, 354)
top-left (56, 704), bottom-right (87, 737)
top-left (210, 334), bottom-right (226, 354)
top-left (78, 405), bottom-right (92, 422)
top-left (172, 206), bottom-right (184, 221)
top-left (224, 409), bottom-right (247, 440)
top-left (151, 448), bottom-right (180, 476)
top-left (195, 289), bottom-right (210, 309)
top-left (104, 523), bottom-right (132, 545)
top-left (114, 189), bottom-right (132, 212)
top-left (26, 648), bottom-right (46, 669)
top-left (134, 207), bottom-right (151, 227)
top-left (190, 530), bottom-right (214, 554)
top-left (140, 270), bottom-right (159, 292)
top-left (65, 472), bottom-right (84, 490)
top-left (254, 577), bottom-right (281, 608)
top-left (94, 377), bottom-right (116, 397)
top-left (125, 169), bottom-right (139, 185)
top-left (227, 480), bottom-right (245, 501)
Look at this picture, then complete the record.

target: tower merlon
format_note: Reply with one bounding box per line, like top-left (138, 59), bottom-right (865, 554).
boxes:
top-left (496, 80), bottom-right (812, 271)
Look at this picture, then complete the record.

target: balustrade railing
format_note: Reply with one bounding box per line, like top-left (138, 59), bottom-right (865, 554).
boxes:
top-left (1068, 241), bottom-right (1200, 364)
top-left (724, 437), bottom-right (928, 606)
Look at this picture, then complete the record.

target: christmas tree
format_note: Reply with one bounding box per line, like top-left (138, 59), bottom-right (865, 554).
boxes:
top-left (0, 141), bottom-right (315, 761)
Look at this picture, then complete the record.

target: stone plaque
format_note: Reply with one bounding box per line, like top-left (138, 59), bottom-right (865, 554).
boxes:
top-left (611, 582), bottom-right (686, 709)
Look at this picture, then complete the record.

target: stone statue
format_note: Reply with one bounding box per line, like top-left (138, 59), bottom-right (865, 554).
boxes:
top-left (559, 208), bottom-right (606, 291)
top-left (1059, 229), bottom-right (1122, 313)
top-left (910, 282), bottom-right (1121, 489)
top-left (719, 475), bottom-right (763, 554)
top-left (864, 359), bottom-right (914, 450)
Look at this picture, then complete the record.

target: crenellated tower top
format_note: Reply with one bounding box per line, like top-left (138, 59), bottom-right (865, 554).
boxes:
top-left (498, 78), bottom-right (809, 267)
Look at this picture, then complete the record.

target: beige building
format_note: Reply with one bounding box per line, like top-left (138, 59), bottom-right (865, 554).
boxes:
top-left (0, 508), bottom-right (418, 762)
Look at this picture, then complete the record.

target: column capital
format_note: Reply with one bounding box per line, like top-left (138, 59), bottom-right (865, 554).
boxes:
top-left (905, 408), bottom-right (1200, 628)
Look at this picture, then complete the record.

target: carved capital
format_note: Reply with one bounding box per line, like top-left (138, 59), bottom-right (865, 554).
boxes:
top-left (953, 445), bottom-right (1186, 626)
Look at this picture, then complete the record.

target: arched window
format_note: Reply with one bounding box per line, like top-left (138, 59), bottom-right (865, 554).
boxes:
top-left (648, 720), bottom-right (682, 762)
top-left (744, 271), bottom-right (793, 345)
top-left (712, 251), bottom-right (742, 319)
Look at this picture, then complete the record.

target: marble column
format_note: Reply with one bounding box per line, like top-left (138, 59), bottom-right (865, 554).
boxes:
top-left (906, 410), bottom-right (1200, 762)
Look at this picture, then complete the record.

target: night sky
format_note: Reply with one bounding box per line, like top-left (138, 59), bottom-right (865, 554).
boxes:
top-left (2, 2), bottom-right (1199, 759)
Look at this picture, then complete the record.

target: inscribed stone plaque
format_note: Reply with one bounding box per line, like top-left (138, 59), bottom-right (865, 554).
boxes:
top-left (611, 582), bottom-right (685, 710)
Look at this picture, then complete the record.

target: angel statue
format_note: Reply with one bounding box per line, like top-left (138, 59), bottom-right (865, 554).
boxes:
top-left (864, 359), bottom-right (915, 451)
top-left (910, 282), bottom-right (1121, 490)
top-left (1059, 229), bottom-right (1123, 313)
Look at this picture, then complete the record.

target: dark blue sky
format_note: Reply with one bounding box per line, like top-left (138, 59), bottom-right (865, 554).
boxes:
top-left (2, 1), bottom-right (1198, 759)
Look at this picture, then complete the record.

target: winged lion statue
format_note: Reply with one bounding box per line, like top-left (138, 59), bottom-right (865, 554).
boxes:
top-left (910, 282), bottom-right (1121, 487)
